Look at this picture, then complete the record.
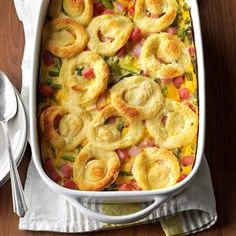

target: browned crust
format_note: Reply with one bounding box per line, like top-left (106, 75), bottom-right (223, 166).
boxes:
top-left (43, 18), bottom-right (88, 58)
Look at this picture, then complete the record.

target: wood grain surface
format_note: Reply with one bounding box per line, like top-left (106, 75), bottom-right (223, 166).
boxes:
top-left (0, 0), bottom-right (235, 235)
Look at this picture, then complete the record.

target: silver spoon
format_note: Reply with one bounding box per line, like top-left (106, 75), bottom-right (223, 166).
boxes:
top-left (0, 71), bottom-right (27, 217)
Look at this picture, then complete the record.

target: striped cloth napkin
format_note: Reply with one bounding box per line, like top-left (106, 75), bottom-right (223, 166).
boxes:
top-left (14, 0), bottom-right (217, 235)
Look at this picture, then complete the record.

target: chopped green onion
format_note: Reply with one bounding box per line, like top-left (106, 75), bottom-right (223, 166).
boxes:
top-left (118, 171), bottom-right (133, 177)
top-left (76, 67), bottom-right (84, 76)
top-left (162, 86), bottom-right (168, 95)
top-left (185, 72), bottom-right (193, 81)
top-left (173, 148), bottom-right (181, 158)
top-left (117, 121), bottom-right (125, 133)
top-left (51, 83), bottom-right (62, 90)
top-left (54, 57), bottom-right (62, 71)
top-left (62, 155), bottom-right (75, 162)
top-left (177, 28), bottom-right (187, 41)
top-left (48, 71), bottom-right (60, 77)
top-left (46, 78), bottom-right (52, 85)
top-left (99, 0), bottom-right (114, 9)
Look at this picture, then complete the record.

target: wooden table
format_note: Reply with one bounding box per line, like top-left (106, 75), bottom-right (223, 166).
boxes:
top-left (0, 0), bottom-right (235, 235)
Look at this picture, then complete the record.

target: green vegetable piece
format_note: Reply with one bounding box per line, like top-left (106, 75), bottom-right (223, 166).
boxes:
top-left (46, 78), bottom-right (52, 85)
top-left (117, 121), bottom-right (125, 133)
top-left (48, 71), bottom-right (60, 77)
top-left (118, 171), bottom-right (133, 177)
top-left (162, 86), bottom-right (168, 95)
top-left (177, 28), bottom-right (187, 41)
top-left (54, 57), bottom-right (62, 71)
top-left (99, 0), bottom-right (114, 9)
top-left (76, 67), bottom-right (84, 76)
top-left (185, 72), bottom-right (193, 81)
top-left (173, 148), bottom-right (181, 158)
top-left (51, 83), bottom-right (62, 90)
top-left (62, 155), bottom-right (75, 162)
top-left (51, 146), bottom-right (56, 157)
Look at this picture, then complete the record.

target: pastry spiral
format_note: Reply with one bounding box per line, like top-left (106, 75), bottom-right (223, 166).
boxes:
top-left (110, 76), bottom-right (163, 120)
top-left (132, 147), bottom-right (180, 190)
top-left (87, 15), bottom-right (134, 56)
top-left (43, 18), bottom-right (88, 58)
top-left (49, 0), bottom-right (93, 26)
top-left (73, 144), bottom-right (120, 191)
top-left (146, 99), bottom-right (198, 149)
top-left (87, 106), bottom-right (145, 150)
top-left (134, 0), bottom-right (178, 34)
top-left (40, 106), bottom-right (90, 151)
top-left (140, 33), bottom-right (191, 79)
top-left (60, 51), bottom-right (109, 106)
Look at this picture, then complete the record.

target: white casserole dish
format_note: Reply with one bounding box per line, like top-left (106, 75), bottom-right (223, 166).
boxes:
top-left (29, 0), bottom-right (205, 224)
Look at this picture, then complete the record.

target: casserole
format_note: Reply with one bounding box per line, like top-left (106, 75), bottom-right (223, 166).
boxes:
top-left (29, 0), bottom-right (205, 223)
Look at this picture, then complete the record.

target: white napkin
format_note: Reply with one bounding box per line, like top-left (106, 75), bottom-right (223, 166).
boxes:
top-left (14, 0), bottom-right (217, 235)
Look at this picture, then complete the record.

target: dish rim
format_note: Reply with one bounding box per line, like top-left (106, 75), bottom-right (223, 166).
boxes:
top-left (29, 0), bottom-right (205, 199)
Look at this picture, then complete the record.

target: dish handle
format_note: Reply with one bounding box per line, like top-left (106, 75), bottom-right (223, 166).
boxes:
top-left (63, 195), bottom-right (171, 224)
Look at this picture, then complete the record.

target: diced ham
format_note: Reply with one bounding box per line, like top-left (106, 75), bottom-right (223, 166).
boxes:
top-left (39, 85), bottom-right (53, 98)
top-left (114, 2), bottom-right (127, 14)
top-left (129, 39), bottom-right (144, 58)
top-left (167, 27), bottom-right (177, 35)
top-left (118, 181), bottom-right (141, 191)
top-left (181, 156), bottom-right (195, 166)
top-left (115, 148), bottom-right (130, 162)
top-left (82, 67), bottom-right (95, 79)
top-left (93, 2), bottom-right (105, 16)
top-left (129, 145), bottom-right (141, 156)
top-left (173, 76), bottom-right (185, 88)
top-left (106, 116), bottom-right (117, 124)
top-left (179, 88), bottom-right (190, 100)
top-left (102, 9), bottom-right (114, 14)
top-left (161, 78), bottom-right (172, 85)
top-left (189, 47), bottom-right (196, 57)
top-left (139, 137), bottom-right (156, 148)
top-left (43, 159), bottom-right (61, 182)
top-left (42, 50), bottom-right (54, 66)
top-left (187, 103), bottom-right (196, 113)
top-left (63, 180), bottom-right (78, 190)
top-left (129, 4), bottom-right (135, 16)
top-left (116, 47), bottom-right (126, 57)
top-left (177, 174), bottom-right (187, 182)
top-left (129, 27), bottom-right (142, 42)
top-left (60, 164), bottom-right (73, 179)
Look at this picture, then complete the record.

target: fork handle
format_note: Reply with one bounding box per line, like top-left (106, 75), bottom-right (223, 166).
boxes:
top-left (1, 121), bottom-right (27, 217)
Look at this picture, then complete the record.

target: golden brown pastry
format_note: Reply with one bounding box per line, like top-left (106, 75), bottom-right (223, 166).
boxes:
top-left (132, 147), bottom-right (180, 190)
top-left (87, 14), bottom-right (134, 56)
top-left (49, 0), bottom-right (93, 26)
top-left (110, 76), bottom-right (163, 120)
top-left (134, 0), bottom-right (178, 34)
top-left (60, 51), bottom-right (109, 106)
top-left (140, 33), bottom-right (191, 79)
top-left (146, 99), bottom-right (198, 149)
top-left (87, 106), bottom-right (145, 150)
top-left (43, 18), bottom-right (88, 58)
top-left (73, 144), bottom-right (120, 191)
top-left (40, 106), bottom-right (90, 151)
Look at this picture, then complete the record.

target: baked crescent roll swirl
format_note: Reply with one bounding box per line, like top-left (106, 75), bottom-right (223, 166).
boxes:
top-left (132, 147), bottom-right (180, 190)
top-left (40, 106), bottom-right (90, 151)
top-left (134, 0), bottom-right (178, 34)
top-left (43, 18), bottom-right (88, 58)
top-left (73, 144), bottom-right (120, 191)
top-left (146, 99), bottom-right (198, 149)
top-left (87, 106), bottom-right (145, 150)
top-left (49, 0), bottom-right (93, 26)
top-left (110, 76), bottom-right (163, 120)
top-left (87, 15), bottom-right (134, 56)
top-left (60, 51), bottom-right (108, 106)
top-left (140, 33), bottom-right (191, 79)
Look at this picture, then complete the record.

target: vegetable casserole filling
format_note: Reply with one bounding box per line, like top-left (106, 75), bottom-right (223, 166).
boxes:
top-left (38, 0), bottom-right (198, 191)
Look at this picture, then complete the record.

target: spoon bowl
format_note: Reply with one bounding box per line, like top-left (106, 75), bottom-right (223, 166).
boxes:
top-left (0, 71), bottom-right (27, 217)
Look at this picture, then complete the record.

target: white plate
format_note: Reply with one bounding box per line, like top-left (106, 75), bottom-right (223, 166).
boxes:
top-left (0, 90), bottom-right (27, 187)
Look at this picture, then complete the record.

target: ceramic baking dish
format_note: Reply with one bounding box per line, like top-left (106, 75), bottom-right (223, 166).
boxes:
top-left (29, 0), bottom-right (205, 224)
